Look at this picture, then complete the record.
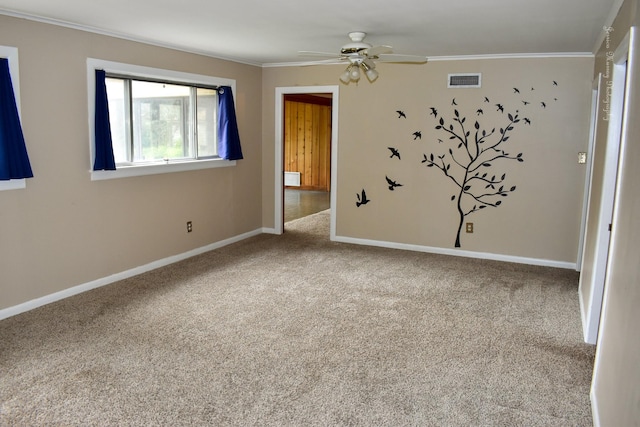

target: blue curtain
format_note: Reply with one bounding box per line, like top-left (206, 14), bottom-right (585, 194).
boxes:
top-left (93, 69), bottom-right (116, 170)
top-left (0, 58), bottom-right (33, 180)
top-left (217, 86), bottom-right (243, 160)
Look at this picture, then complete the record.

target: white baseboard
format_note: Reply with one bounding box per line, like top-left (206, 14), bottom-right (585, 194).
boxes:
top-left (1, 228), bottom-right (576, 321)
top-left (591, 388), bottom-right (601, 427)
top-left (0, 228), bottom-right (263, 321)
top-left (332, 235), bottom-right (577, 270)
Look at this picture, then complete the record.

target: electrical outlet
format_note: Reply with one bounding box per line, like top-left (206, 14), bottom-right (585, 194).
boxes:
top-left (187, 221), bottom-right (193, 233)
top-left (466, 222), bottom-right (473, 233)
top-left (578, 152), bottom-right (587, 164)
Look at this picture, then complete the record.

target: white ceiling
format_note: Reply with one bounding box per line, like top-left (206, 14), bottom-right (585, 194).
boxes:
top-left (0, 0), bottom-right (622, 66)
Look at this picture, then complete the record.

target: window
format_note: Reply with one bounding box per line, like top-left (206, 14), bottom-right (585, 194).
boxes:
top-left (88, 59), bottom-right (238, 180)
top-left (106, 76), bottom-right (218, 164)
top-left (0, 46), bottom-right (33, 191)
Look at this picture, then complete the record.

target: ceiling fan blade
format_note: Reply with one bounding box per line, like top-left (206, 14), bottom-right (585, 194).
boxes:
top-left (298, 50), bottom-right (342, 58)
top-left (363, 45), bottom-right (393, 57)
top-left (362, 58), bottom-right (376, 69)
top-left (298, 58), bottom-right (347, 66)
top-left (376, 54), bottom-right (428, 64)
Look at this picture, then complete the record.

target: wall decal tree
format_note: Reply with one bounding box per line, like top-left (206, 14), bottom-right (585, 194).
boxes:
top-left (422, 108), bottom-right (524, 248)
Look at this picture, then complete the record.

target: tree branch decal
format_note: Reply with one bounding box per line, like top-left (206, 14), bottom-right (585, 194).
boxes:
top-left (422, 108), bottom-right (524, 248)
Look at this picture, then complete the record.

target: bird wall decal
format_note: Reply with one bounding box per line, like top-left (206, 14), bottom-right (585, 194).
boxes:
top-left (388, 147), bottom-right (401, 160)
top-left (356, 189), bottom-right (370, 207)
top-left (396, 110), bottom-right (406, 118)
top-left (429, 107), bottom-right (438, 118)
top-left (413, 131), bottom-right (422, 140)
top-left (385, 176), bottom-right (403, 191)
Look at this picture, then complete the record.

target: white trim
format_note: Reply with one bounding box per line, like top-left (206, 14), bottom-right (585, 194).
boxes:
top-left (0, 222), bottom-right (577, 321)
top-left (0, 178), bottom-right (26, 191)
top-left (274, 86), bottom-right (339, 238)
top-left (333, 235), bottom-right (576, 270)
top-left (0, 45), bottom-right (29, 192)
top-left (91, 159), bottom-right (236, 181)
top-left (426, 52), bottom-right (594, 62)
top-left (0, 9), bottom-right (262, 67)
top-left (577, 74), bottom-right (602, 269)
top-left (591, 26), bottom-right (637, 423)
top-left (0, 227), bottom-right (263, 321)
top-left (87, 58), bottom-right (237, 180)
top-left (591, 387), bottom-right (601, 427)
top-left (264, 52), bottom-right (594, 68)
top-left (580, 32), bottom-right (629, 345)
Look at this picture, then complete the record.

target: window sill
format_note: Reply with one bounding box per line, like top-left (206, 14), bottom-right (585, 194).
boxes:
top-left (0, 179), bottom-right (26, 191)
top-left (91, 158), bottom-right (236, 181)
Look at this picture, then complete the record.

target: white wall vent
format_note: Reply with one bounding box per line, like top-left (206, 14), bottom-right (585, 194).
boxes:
top-left (448, 73), bottom-right (482, 88)
top-left (284, 171), bottom-right (301, 187)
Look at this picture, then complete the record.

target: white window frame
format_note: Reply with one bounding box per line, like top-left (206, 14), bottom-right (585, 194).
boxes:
top-left (0, 46), bottom-right (27, 191)
top-left (87, 59), bottom-right (237, 181)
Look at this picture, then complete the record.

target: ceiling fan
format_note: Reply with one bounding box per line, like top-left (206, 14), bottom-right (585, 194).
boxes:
top-left (298, 31), bottom-right (428, 83)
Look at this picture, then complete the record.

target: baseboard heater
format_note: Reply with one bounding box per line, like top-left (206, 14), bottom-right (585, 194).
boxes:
top-left (284, 171), bottom-right (301, 187)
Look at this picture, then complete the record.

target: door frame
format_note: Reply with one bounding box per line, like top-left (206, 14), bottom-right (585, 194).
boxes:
top-left (578, 32), bottom-right (629, 344)
top-left (576, 74), bottom-right (601, 269)
top-left (274, 85), bottom-right (339, 237)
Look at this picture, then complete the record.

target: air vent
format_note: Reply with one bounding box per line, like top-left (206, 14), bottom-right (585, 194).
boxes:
top-left (448, 73), bottom-right (482, 88)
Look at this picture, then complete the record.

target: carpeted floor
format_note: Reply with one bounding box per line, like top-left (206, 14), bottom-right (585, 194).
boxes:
top-left (0, 210), bottom-right (595, 426)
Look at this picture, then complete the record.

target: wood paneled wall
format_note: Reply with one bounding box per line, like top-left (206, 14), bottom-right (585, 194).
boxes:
top-left (284, 95), bottom-right (332, 191)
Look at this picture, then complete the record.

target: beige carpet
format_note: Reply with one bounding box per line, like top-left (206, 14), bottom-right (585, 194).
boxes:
top-left (0, 210), bottom-right (595, 426)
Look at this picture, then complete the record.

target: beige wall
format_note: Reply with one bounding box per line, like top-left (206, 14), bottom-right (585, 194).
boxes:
top-left (589, 0), bottom-right (640, 424)
top-left (263, 57), bottom-right (593, 264)
top-left (0, 15), bottom-right (262, 310)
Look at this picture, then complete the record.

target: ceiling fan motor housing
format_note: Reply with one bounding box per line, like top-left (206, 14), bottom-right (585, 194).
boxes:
top-left (341, 31), bottom-right (372, 55)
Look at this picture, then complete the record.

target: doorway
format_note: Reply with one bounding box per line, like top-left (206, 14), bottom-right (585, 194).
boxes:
top-left (274, 86), bottom-right (339, 237)
top-left (283, 94), bottom-right (332, 223)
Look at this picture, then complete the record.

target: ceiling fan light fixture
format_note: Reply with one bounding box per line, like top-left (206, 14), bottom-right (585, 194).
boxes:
top-left (339, 67), bottom-right (352, 84)
top-left (361, 61), bottom-right (379, 82)
top-left (349, 65), bottom-right (361, 81)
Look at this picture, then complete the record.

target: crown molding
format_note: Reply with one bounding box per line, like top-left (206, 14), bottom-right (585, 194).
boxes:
top-left (1, 8), bottom-right (597, 69)
top-left (0, 9), bottom-right (262, 67)
top-left (263, 52), bottom-right (594, 68)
